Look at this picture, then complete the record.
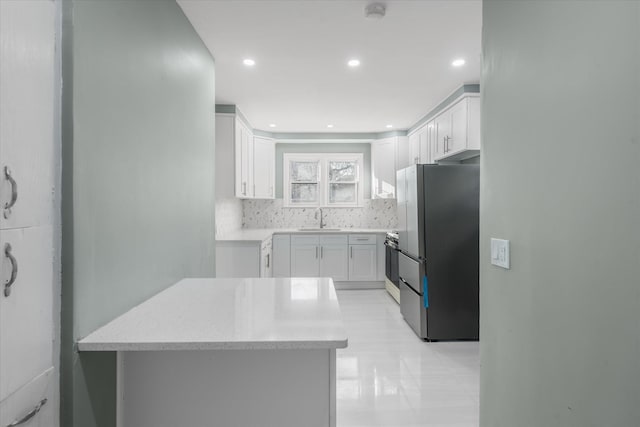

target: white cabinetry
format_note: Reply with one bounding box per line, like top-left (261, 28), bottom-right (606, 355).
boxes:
top-left (0, 1), bottom-right (57, 425)
top-left (216, 113), bottom-right (276, 200)
top-left (371, 136), bottom-right (409, 199)
top-left (235, 118), bottom-right (254, 198)
top-left (260, 237), bottom-right (273, 278)
top-left (290, 235), bottom-right (320, 277)
top-left (408, 125), bottom-right (434, 165)
top-left (433, 96), bottom-right (480, 162)
top-left (272, 234), bottom-right (291, 277)
top-left (348, 235), bottom-right (378, 281)
top-left (253, 136), bottom-right (275, 199)
top-left (319, 236), bottom-right (348, 282)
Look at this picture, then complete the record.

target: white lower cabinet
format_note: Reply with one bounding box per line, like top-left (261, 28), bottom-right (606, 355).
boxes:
top-left (290, 235), bottom-right (321, 277)
top-left (0, 226), bottom-right (53, 402)
top-left (288, 234), bottom-right (381, 284)
top-left (0, 368), bottom-right (54, 427)
top-left (260, 237), bottom-right (273, 278)
top-left (272, 234), bottom-right (291, 277)
top-left (349, 244), bottom-right (378, 281)
top-left (319, 236), bottom-right (349, 282)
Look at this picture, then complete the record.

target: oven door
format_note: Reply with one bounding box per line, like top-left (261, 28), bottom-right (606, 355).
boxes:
top-left (384, 242), bottom-right (400, 288)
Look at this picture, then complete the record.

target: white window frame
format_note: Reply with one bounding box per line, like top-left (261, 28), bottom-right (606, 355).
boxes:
top-left (283, 153), bottom-right (364, 208)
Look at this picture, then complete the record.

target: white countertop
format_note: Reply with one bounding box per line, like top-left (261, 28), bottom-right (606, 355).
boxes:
top-left (216, 228), bottom-right (390, 243)
top-left (78, 278), bottom-right (348, 351)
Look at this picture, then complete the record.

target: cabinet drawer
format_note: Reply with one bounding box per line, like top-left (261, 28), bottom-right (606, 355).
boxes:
top-left (319, 235), bottom-right (347, 245)
top-left (348, 234), bottom-right (377, 245)
top-left (0, 367), bottom-right (54, 427)
top-left (0, 227), bottom-right (54, 401)
top-left (291, 235), bottom-right (319, 246)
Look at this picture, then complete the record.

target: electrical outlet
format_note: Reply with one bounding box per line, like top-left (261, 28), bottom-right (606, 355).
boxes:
top-left (490, 238), bottom-right (510, 269)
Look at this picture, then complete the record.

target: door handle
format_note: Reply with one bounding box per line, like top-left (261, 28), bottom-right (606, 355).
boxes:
top-left (4, 166), bottom-right (18, 219)
top-left (266, 253), bottom-right (270, 268)
top-left (320, 246), bottom-right (323, 258)
top-left (316, 246), bottom-right (318, 259)
top-left (350, 246), bottom-right (353, 258)
top-left (6, 398), bottom-right (47, 426)
top-left (4, 243), bottom-right (18, 297)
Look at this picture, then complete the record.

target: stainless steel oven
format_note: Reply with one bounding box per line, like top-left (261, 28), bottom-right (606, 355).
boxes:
top-left (384, 231), bottom-right (400, 302)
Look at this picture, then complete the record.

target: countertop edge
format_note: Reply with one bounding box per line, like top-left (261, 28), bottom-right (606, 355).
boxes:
top-left (77, 338), bottom-right (349, 352)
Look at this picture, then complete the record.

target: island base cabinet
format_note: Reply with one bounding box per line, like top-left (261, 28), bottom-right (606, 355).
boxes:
top-left (120, 349), bottom-right (336, 427)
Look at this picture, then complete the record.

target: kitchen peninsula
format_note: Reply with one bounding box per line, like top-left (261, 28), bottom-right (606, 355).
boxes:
top-left (78, 277), bottom-right (347, 427)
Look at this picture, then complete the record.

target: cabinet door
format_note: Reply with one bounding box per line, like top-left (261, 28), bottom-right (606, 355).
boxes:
top-left (0, 0), bottom-right (55, 231)
top-left (245, 128), bottom-right (254, 198)
top-left (426, 121), bottom-right (436, 164)
top-left (272, 235), bottom-right (291, 277)
top-left (448, 98), bottom-right (468, 155)
top-left (235, 120), bottom-right (248, 197)
top-left (253, 137), bottom-right (275, 199)
top-left (319, 244), bottom-right (348, 282)
top-left (418, 126), bottom-right (429, 164)
top-left (408, 132), bottom-right (420, 165)
top-left (396, 136), bottom-right (410, 170)
top-left (261, 245), bottom-right (272, 278)
top-left (0, 226), bottom-right (53, 401)
top-left (433, 112), bottom-right (450, 159)
top-left (349, 245), bottom-right (377, 281)
top-left (290, 244), bottom-right (319, 277)
top-left (371, 138), bottom-right (397, 199)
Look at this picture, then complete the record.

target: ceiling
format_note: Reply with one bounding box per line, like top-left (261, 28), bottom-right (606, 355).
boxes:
top-left (177, 0), bottom-right (482, 133)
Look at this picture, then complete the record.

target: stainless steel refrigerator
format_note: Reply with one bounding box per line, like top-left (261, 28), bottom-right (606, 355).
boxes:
top-left (396, 164), bottom-right (479, 341)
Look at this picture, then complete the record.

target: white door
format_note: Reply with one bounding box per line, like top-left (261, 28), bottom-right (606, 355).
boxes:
top-left (319, 244), bottom-right (348, 282)
top-left (0, 227), bottom-right (54, 401)
top-left (0, 1), bottom-right (57, 425)
top-left (448, 99), bottom-right (468, 155)
top-left (418, 126), bottom-right (429, 164)
top-left (349, 245), bottom-right (377, 281)
top-left (235, 120), bottom-right (253, 198)
top-left (434, 111), bottom-right (450, 159)
top-left (371, 138), bottom-right (397, 199)
top-left (290, 244), bottom-right (319, 277)
top-left (408, 132), bottom-right (420, 165)
top-left (253, 137), bottom-right (274, 199)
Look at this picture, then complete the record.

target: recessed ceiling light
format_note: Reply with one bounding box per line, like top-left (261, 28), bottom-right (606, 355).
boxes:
top-left (327, 124), bottom-right (334, 128)
top-left (386, 124), bottom-right (393, 128)
top-left (348, 59), bottom-right (360, 67)
top-left (452, 58), bottom-right (466, 67)
top-left (243, 58), bottom-right (256, 67)
top-left (269, 124), bottom-right (276, 128)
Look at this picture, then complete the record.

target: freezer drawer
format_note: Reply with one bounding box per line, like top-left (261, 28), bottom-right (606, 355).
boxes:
top-left (398, 252), bottom-right (422, 295)
top-left (399, 280), bottom-right (427, 339)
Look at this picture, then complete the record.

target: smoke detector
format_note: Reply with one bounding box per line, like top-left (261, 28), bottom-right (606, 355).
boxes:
top-left (365, 3), bottom-right (386, 19)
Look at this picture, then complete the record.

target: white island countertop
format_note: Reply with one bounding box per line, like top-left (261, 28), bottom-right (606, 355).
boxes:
top-left (78, 277), bottom-right (348, 352)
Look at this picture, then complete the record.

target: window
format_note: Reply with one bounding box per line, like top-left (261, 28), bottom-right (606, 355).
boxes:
top-left (284, 153), bottom-right (364, 207)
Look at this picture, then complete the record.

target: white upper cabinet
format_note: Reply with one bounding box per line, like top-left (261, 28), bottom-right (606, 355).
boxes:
top-left (433, 95), bottom-right (480, 162)
top-left (234, 118), bottom-right (254, 198)
top-left (253, 136), bottom-right (275, 199)
top-left (216, 112), bottom-right (275, 200)
top-left (408, 125), bottom-right (433, 165)
top-left (371, 136), bottom-right (409, 199)
top-left (371, 137), bottom-right (397, 199)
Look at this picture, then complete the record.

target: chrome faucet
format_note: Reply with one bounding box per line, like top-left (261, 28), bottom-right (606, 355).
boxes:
top-left (315, 208), bottom-right (326, 229)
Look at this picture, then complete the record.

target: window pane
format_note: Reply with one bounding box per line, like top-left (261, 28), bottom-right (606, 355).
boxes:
top-left (330, 183), bottom-right (356, 203)
top-left (291, 183), bottom-right (318, 203)
top-left (329, 161), bottom-right (357, 182)
top-left (290, 161), bottom-right (318, 182)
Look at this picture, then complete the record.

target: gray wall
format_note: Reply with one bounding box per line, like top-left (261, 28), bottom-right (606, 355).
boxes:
top-left (481, 2), bottom-right (640, 427)
top-left (275, 143), bottom-right (371, 199)
top-left (60, 1), bottom-right (216, 426)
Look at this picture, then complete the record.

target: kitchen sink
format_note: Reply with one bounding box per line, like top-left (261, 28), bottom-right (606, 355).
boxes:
top-left (297, 228), bottom-right (342, 232)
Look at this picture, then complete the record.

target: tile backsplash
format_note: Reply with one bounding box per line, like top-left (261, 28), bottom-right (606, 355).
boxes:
top-left (215, 198), bottom-right (243, 237)
top-left (243, 199), bottom-right (398, 230)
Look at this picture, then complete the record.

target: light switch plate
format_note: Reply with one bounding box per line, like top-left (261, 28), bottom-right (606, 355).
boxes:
top-left (490, 238), bottom-right (510, 269)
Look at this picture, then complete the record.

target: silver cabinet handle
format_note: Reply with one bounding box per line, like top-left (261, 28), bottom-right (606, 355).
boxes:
top-left (4, 166), bottom-right (17, 219)
top-left (242, 182), bottom-right (247, 195)
top-left (320, 246), bottom-right (323, 258)
top-left (350, 246), bottom-right (353, 258)
top-left (315, 246), bottom-right (318, 259)
top-left (6, 398), bottom-right (47, 427)
top-left (4, 243), bottom-right (18, 297)
top-left (266, 253), bottom-right (270, 268)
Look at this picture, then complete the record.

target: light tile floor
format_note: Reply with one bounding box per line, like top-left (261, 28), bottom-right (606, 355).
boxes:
top-left (336, 290), bottom-right (479, 427)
